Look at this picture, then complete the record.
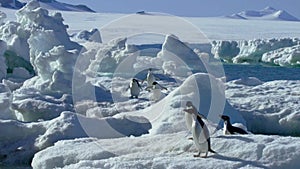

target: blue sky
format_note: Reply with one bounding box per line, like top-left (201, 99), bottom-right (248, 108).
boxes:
top-left (59, 0), bottom-right (300, 18)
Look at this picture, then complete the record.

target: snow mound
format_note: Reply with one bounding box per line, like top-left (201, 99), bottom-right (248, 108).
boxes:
top-left (227, 6), bottom-right (299, 21)
top-left (71, 28), bottom-right (102, 43)
top-left (262, 44), bottom-right (300, 66)
top-left (211, 38), bottom-right (299, 65)
top-left (226, 80), bottom-right (300, 136)
top-left (233, 77), bottom-right (263, 86)
top-left (31, 131), bottom-right (300, 169)
top-left (131, 73), bottom-right (246, 135)
top-left (7, 1), bottom-right (83, 121)
top-left (0, 111), bottom-right (150, 165)
top-left (157, 34), bottom-right (207, 74)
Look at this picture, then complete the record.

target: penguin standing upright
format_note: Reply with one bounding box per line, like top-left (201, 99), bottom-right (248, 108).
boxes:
top-left (184, 101), bottom-right (215, 158)
top-left (146, 81), bottom-right (167, 101)
top-left (128, 78), bottom-right (142, 99)
top-left (146, 68), bottom-right (156, 87)
top-left (220, 115), bottom-right (248, 135)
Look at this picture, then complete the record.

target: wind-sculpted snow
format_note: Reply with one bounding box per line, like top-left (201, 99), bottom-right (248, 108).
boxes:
top-left (226, 79), bottom-right (300, 136)
top-left (31, 131), bottom-right (300, 169)
top-left (6, 1), bottom-right (82, 121)
top-left (0, 111), bottom-right (150, 165)
top-left (226, 6), bottom-right (300, 22)
top-left (211, 38), bottom-right (300, 66)
top-left (262, 45), bottom-right (300, 66)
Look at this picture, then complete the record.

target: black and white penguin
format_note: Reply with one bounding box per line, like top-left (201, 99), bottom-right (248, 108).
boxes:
top-left (184, 101), bottom-right (215, 158)
top-left (146, 81), bottom-right (167, 101)
top-left (219, 115), bottom-right (248, 135)
top-left (145, 68), bottom-right (156, 87)
top-left (129, 78), bottom-right (142, 98)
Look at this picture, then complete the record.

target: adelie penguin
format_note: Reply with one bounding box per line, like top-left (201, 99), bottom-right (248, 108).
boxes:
top-left (146, 81), bottom-right (167, 101)
top-left (184, 101), bottom-right (215, 158)
top-left (128, 78), bottom-right (142, 99)
top-left (219, 115), bottom-right (248, 135)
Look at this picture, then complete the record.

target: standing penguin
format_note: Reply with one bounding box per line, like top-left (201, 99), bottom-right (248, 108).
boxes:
top-left (146, 81), bottom-right (167, 101)
top-left (219, 115), bottom-right (248, 135)
top-left (184, 101), bottom-right (215, 158)
top-left (145, 68), bottom-right (156, 87)
top-left (128, 78), bottom-right (142, 99)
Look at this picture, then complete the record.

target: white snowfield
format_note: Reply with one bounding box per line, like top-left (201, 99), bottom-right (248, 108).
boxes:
top-left (226, 6), bottom-right (300, 22)
top-left (0, 1), bottom-right (300, 169)
top-left (31, 132), bottom-right (300, 169)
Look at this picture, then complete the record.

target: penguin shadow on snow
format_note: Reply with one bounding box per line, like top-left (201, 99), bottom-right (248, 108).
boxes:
top-left (215, 135), bottom-right (254, 143)
top-left (209, 153), bottom-right (269, 169)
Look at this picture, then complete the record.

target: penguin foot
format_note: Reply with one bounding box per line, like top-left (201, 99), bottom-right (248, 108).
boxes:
top-left (193, 154), bottom-right (200, 157)
top-left (194, 152), bottom-right (208, 158)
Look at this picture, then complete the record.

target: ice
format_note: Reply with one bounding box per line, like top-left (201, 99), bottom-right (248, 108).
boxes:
top-left (211, 38), bottom-right (299, 65)
top-left (0, 83), bottom-right (13, 119)
top-left (143, 73), bottom-right (245, 135)
top-left (0, 40), bottom-right (7, 81)
top-left (31, 132), bottom-right (300, 169)
top-left (0, 111), bottom-right (150, 165)
top-left (0, 1), bottom-right (300, 168)
top-left (226, 79), bottom-right (300, 136)
top-left (7, 1), bottom-right (83, 121)
top-left (71, 28), bottom-right (102, 43)
top-left (226, 6), bottom-right (299, 21)
top-left (262, 44), bottom-right (300, 66)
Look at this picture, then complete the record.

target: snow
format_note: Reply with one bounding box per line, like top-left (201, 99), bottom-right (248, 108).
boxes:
top-left (262, 45), bottom-right (300, 66)
top-left (227, 6), bottom-right (300, 22)
top-left (211, 38), bottom-right (300, 66)
top-left (0, 111), bottom-right (150, 165)
top-left (31, 132), bottom-right (300, 169)
top-left (226, 80), bottom-right (300, 136)
top-left (0, 1), bottom-right (300, 168)
top-left (3, 0), bottom-right (94, 12)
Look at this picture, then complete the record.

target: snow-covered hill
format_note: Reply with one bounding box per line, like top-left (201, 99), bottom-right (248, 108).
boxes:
top-left (226, 6), bottom-right (299, 22)
top-left (1, 0), bottom-right (95, 12)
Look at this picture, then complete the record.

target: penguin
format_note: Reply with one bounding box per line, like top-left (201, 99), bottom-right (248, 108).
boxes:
top-left (128, 78), bottom-right (142, 99)
top-left (145, 68), bottom-right (156, 87)
top-left (219, 115), bottom-right (248, 135)
top-left (184, 101), bottom-right (215, 158)
top-left (146, 81), bottom-right (167, 101)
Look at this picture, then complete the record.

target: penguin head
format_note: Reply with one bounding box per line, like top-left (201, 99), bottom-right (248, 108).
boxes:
top-left (184, 101), bottom-right (197, 115)
top-left (132, 78), bottom-right (141, 87)
top-left (186, 101), bottom-right (193, 107)
top-left (220, 115), bottom-right (230, 122)
top-left (152, 82), bottom-right (158, 86)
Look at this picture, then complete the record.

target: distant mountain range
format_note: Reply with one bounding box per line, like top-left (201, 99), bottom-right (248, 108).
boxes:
top-left (0, 0), bottom-right (95, 12)
top-left (226, 6), bottom-right (299, 22)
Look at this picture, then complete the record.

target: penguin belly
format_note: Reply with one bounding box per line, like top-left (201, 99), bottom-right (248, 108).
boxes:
top-left (147, 74), bottom-right (155, 87)
top-left (151, 89), bottom-right (162, 101)
top-left (223, 122), bottom-right (231, 135)
top-left (185, 112), bottom-right (193, 131)
top-left (192, 120), bottom-right (208, 155)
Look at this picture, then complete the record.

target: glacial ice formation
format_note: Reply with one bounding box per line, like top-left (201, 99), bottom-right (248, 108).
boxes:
top-left (262, 44), bottom-right (300, 66)
top-left (211, 38), bottom-right (300, 66)
top-left (4, 1), bottom-right (82, 121)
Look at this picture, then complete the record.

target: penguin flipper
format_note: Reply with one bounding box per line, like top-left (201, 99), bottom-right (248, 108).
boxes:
top-left (233, 126), bottom-right (248, 134)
